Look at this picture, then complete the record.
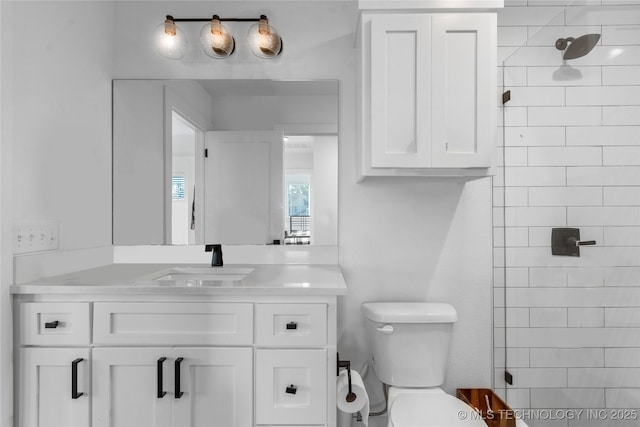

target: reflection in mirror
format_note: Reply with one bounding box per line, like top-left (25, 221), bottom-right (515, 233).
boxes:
top-left (113, 79), bottom-right (338, 246)
top-left (171, 112), bottom-right (197, 245)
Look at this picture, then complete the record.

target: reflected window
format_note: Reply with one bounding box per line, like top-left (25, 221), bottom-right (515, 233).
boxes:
top-left (287, 183), bottom-right (309, 216)
top-left (172, 175), bottom-right (185, 200)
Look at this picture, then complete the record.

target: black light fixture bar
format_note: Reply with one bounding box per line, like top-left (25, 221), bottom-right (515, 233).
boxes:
top-left (167, 14), bottom-right (268, 23)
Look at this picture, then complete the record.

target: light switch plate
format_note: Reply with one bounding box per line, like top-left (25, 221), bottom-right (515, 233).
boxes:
top-left (13, 221), bottom-right (59, 254)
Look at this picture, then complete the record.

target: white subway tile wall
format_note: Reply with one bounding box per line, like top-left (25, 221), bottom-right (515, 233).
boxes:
top-left (495, 4), bottom-right (640, 426)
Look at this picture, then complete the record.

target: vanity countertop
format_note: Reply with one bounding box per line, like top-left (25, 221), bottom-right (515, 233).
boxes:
top-left (10, 263), bottom-right (348, 296)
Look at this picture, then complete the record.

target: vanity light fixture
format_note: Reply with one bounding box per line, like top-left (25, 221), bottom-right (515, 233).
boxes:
top-left (156, 14), bottom-right (282, 60)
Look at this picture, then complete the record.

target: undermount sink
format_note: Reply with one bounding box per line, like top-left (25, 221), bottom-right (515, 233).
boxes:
top-left (152, 267), bottom-right (255, 286)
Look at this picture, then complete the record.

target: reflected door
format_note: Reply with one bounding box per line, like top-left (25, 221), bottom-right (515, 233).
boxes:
top-left (204, 131), bottom-right (283, 245)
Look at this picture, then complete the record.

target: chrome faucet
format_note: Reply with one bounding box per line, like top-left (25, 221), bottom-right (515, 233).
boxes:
top-left (205, 244), bottom-right (223, 267)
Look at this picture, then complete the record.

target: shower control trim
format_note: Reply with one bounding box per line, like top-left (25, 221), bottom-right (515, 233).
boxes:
top-left (551, 228), bottom-right (596, 257)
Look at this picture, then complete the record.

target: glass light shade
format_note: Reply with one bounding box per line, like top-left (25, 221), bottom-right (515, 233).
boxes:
top-left (154, 18), bottom-right (187, 60)
top-left (247, 17), bottom-right (282, 58)
top-left (200, 19), bottom-right (235, 58)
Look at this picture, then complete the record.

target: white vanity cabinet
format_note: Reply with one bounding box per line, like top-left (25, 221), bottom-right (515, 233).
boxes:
top-left (358, 12), bottom-right (497, 178)
top-left (15, 291), bottom-right (340, 427)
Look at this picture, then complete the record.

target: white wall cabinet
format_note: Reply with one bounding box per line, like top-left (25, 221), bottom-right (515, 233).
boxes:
top-left (15, 298), bottom-right (337, 427)
top-left (358, 12), bottom-right (497, 178)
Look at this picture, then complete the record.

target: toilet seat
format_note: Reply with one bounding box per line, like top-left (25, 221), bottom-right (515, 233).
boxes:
top-left (389, 392), bottom-right (487, 427)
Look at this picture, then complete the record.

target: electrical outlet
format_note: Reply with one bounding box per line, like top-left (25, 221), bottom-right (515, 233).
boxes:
top-left (13, 221), bottom-right (59, 254)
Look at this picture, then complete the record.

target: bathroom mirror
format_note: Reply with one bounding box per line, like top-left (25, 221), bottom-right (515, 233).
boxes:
top-left (113, 79), bottom-right (338, 246)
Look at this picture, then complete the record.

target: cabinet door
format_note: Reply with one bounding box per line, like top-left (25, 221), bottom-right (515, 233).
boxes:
top-left (256, 349), bottom-right (327, 425)
top-left (92, 348), bottom-right (171, 427)
top-left (171, 348), bottom-right (253, 427)
top-left (370, 14), bottom-right (432, 168)
top-left (172, 348), bottom-right (253, 427)
top-left (19, 348), bottom-right (90, 427)
top-left (431, 13), bottom-right (496, 168)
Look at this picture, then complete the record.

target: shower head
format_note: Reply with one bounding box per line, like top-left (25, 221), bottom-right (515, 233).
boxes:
top-left (555, 33), bottom-right (601, 60)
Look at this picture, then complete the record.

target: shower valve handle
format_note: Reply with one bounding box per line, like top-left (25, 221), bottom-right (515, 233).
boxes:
top-left (567, 237), bottom-right (596, 247)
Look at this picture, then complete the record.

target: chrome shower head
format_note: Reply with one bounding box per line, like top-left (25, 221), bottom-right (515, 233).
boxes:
top-left (555, 33), bottom-right (601, 60)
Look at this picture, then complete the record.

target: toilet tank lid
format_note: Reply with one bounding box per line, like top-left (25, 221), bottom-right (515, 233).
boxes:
top-left (362, 302), bottom-right (458, 323)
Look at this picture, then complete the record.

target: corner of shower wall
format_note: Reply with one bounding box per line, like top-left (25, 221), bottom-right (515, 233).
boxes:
top-left (494, 1), bottom-right (640, 426)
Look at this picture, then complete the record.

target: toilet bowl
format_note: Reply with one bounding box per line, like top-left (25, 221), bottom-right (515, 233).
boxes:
top-left (362, 302), bottom-right (483, 427)
top-left (386, 387), bottom-right (486, 427)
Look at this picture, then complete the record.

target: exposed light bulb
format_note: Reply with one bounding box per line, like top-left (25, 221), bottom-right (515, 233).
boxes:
top-left (247, 16), bottom-right (282, 58)
top-left (155, 15), bottom-right (187, 60)
top-left (200, 15), bottom-right (235, 58)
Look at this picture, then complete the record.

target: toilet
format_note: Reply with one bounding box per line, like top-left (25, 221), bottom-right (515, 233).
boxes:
top-left (362, 302), bottom-right (486, 427)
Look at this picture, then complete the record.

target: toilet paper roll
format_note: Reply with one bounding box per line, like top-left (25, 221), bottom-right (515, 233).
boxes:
top-left (337, 369), bottom-right (370, 427)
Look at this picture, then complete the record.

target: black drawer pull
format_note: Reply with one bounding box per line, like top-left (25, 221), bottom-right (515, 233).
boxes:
top-left (71, 358), bottom-right (83, 399)
top-left (157, 357), bottom-right (167, 398)
top-left (45, 320), bottom-right (59, 329)
top-left (175, 357), bottom-right (184, 398)
top-left (286, 322), bottom-right (298, 330)
top-left (285, 384), bottom-right (297, 394)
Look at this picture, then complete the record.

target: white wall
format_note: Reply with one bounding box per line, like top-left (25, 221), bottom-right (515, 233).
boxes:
top-left (211, 94), bottom-right (338, 131)
top-left (312, 136), bottom-right (338, 246)
top-left (0, 3), bottom-right (13, 425)
top-left (495, 3), bottom-right (640, 420)
top-left (11, 1), bottom-right (114, 251)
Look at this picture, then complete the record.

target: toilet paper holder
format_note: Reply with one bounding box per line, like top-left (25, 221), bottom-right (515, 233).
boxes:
top-left (337, 353), bottom-right (357, 403)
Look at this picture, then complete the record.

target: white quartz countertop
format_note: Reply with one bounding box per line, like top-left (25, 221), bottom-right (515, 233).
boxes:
top-left (10, 263), bottom-right (348, 296)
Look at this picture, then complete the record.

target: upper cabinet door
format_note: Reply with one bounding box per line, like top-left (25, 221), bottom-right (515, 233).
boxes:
top-left (370, 14), bottom-right (432, 168)
top-left (431, 14), bottom-right (496, 168)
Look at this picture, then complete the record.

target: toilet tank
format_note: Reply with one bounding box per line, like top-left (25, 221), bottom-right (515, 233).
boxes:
top-left (362, 302), bottom-right (457, 387)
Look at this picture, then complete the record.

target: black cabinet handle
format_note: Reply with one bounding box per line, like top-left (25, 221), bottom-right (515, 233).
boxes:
top-left (175, 357), bottom-right (184, 398)
top-left (286, 322), bottom-right (298, 330)
top-left (157, 357), bottom-right (167, 398)
top-left (71, 358), bottom-right (83, 399)
top-left (45, 320), bottom-right (59, 329)
top-left (285, 384), bottom-right (297, 394)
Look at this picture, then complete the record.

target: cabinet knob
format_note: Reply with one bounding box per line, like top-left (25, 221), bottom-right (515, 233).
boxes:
top-left (286, 322), bottom-right (298, 330)
top-left (45, 320), bottom-right (60, 329)
top-left (285, 384), bottom-right (297, 395)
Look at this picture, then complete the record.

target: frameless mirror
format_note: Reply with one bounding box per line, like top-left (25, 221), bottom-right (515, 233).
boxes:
top-left (113, 79), bottom-right (338, 246)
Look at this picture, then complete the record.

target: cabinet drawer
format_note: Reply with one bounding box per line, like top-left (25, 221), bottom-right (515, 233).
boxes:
top-left (19, 302), bottom-right (91, 346)
top-left (256, 349), bottom-right (327, 425)
top-left (256, 304), bottom-right (326, 346)
top-left (93, 302), bottom-right (253, 345)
